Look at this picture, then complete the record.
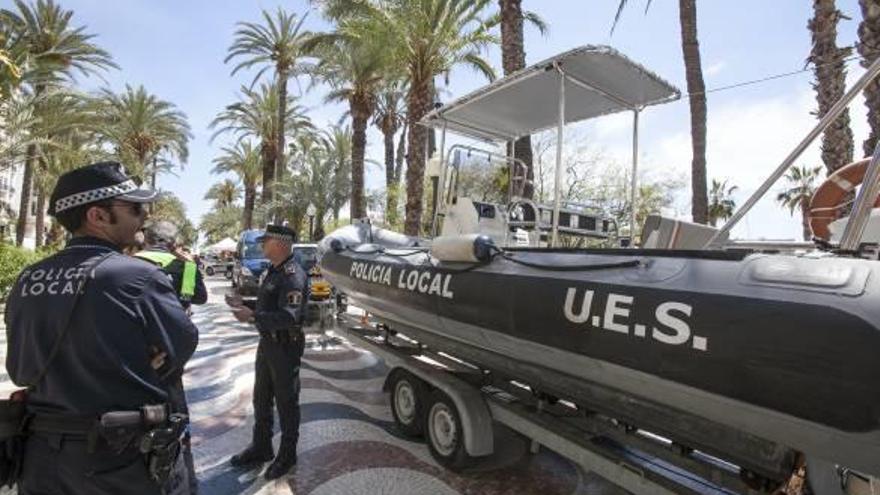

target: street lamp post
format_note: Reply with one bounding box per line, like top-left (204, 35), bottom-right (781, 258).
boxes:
top-left (306, 203), bottom-right (316, 242)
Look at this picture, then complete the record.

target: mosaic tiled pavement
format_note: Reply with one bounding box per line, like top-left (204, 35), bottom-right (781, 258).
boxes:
top-left (1, 278), bottom-right (627, 495)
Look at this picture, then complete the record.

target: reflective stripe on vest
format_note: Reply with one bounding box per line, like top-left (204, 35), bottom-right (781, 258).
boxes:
top-left (135, 250), bottom-right (197, 299)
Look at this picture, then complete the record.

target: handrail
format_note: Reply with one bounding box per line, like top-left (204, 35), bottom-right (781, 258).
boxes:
top-left (705, 55), bottom-right (880, 248)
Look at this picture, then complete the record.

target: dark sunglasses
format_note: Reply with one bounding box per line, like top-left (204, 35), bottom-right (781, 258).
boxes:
top-left (99, 201), bottom-right (146, 216)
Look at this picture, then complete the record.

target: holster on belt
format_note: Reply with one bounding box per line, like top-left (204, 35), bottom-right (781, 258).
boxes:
top-left (0, 390), bottom-right (27, 488)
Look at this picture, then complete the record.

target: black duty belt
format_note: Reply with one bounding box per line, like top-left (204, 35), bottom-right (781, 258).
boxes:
top-left (261, 327), bottom-right (303, 343)
top-left (29, 414), bottom-right (95, 436)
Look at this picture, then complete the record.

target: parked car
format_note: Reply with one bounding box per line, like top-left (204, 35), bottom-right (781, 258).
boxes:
top-left (201, 254), bottom-right (233, 278)
top-left (293, 243), bottom-right (336, 328)
top-left (232, 229), bottom-right (270, 296)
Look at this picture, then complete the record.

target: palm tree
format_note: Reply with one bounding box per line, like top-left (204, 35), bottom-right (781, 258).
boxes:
top-left (320, 0), bottom-right (497, 235)
top-left (324, 124), bottom-right (352, 223)
top-left (2, 0), bottom-right (116, 246)
top-left (613, 0), bottom-right (708, 224)
top-left (777, 165), bottom-right (822, 241)
top-left (212, 140), bottom-right (262, 230)
top-left (309, 28), bottom-right (387, 220)
top-left (210, 83), bottom-right (313, 204)
top-left (226, 7), bottom-right (312, 189)
top-left (495, 0), bottom-right (547, 199)
top-left (707, 178), bottom-right (737, 227)
top-left (858, 0), bottom-right (880, 157)
top-left (204, 179), bottom-right (242, 209)
top-left (372, 81), bottom-right (406, 225)
top-left (93, 84), bottom-right (191, 185)
top-left (809, 0), bottom-right (854, 173)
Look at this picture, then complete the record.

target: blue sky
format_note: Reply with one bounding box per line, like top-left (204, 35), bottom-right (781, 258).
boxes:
top-left (57, 0), bottom-right (869, 240)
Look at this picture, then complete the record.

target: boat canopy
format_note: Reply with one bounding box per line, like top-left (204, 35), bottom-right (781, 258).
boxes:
top-left (421, 45), bottom-right (680, 141)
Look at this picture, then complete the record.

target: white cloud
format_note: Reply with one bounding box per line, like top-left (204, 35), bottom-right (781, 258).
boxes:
top-left (705, 61), bottom-right (726, 78)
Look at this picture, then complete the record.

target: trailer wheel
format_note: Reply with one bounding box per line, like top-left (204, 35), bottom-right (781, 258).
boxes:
top-left (389, 370), bottom-right (427, 437)
top-left (205, 266), bottom-right (215, 276)
top-left (425, 390), bottom-right (471, 470)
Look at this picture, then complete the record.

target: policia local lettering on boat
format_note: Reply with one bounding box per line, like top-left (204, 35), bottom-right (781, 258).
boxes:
top-left (349, 260), bottom-right (706, 353)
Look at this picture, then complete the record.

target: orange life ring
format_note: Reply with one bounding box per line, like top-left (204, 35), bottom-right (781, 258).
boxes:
top-left (808, 158), bottom-right (880, 240)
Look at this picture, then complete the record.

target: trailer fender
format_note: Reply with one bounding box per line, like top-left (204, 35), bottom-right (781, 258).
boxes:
top-left (382, 363), bottom-right (494, 457)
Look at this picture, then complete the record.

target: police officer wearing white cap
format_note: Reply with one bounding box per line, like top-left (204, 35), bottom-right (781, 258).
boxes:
top-left (225, 224), bottom-right (308, 480)
top-left (4, 161), bottom-right (198, 494)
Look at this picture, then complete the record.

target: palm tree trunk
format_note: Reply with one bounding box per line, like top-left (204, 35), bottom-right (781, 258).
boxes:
top-left (679, 0), bottom-right (709, 224)
top-left (243, 184), bottom-right (256, 229)
top-left (800, 197), bottom-right (812, 240)
top-left (404, 77), bottom-right (432, 236)
top-left (260, 139), bottom-right (275, 204)
top-left (395, 121), bottom-right (407, 183)
top-left (500, 0), bottom-right (534, 199)
top-left (383, 123), bottom-right (398, 225)
top-left (859, 0), bottom-right (880, 157)
top-left (276, 69), bottom-right (288, 184)
top-left (810, 0), bottom-right (854, 174)
top-left (15, 144), bottom-right (36, 246)
top-left (350, 101), bottom-right (369, 220)
top-left (34, 187), bottom-right (46, 248)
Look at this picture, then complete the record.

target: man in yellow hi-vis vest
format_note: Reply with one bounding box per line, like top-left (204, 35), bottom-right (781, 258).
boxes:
top-left (136, 221), bottom-right (206, 309)
top-left (135, 220), bottom-right (205, 494)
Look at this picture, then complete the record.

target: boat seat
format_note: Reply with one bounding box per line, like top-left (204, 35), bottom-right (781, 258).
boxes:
top-left (641, 215), bottom-right (727, 249)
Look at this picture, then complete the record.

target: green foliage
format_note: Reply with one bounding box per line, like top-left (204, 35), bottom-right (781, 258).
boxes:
top-left (0, 243), bottom-right (45, 301)
top-left (199, 206), bottom-right (244, 244)
top-left (707, 178), bottom-right (738, 227)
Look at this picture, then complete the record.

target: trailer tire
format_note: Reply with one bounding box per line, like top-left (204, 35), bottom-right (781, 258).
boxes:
top-left (425, 390), bottom-right (471, 470)
top-left (205, 266), bottom-right (215, 276)
top-left (389, 370), bottom-right (428, 438)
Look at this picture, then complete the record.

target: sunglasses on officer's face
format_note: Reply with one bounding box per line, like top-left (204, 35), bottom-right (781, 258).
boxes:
top-left (100, 201), bottom-right (146, 216)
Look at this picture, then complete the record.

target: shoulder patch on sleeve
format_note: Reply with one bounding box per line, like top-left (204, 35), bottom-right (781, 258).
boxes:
top-left (287, 290), bottom-right (303, 306)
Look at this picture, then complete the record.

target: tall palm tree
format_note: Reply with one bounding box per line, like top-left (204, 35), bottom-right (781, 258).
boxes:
top-left (777, 165), bottom-right (822, 241)
top-left (495, 0), bottom-right (547, 199)
top-left (2, 0), bottom-right (116, 246)
top-left (324, 124), bottom-right (352, 223)
top-left (613, 0), bottom-right (708, 224)
top-left (226, 7), bottom-right (312, 189)
top-left (309, 28), bottom-right (387, 220)
top-left (93, 84), bottom-right (191, 184)
top-left (204, 179), bottom-right (242, 209)
top-left (809, 0), bottom-right (854, 173)
top-left (212, 140), bottom-right (262, 230)
top-left (210, 83), bottom-right (313, 204)
top-left (320, 0), bottom-right (497, 235)
top-left (373, 81), bottom-right (406, 225)
top-left (707, 178), bottom-right (737, 227)
top-left (858, 0), bottom-right (880, 157)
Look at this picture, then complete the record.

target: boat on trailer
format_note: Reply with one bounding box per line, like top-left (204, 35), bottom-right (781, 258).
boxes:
top-left (320, 45), bottom-right (880, 493)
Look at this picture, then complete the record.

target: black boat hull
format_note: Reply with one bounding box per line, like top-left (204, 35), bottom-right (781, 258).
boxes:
top-left (321, 239), bottom-right (880, 477)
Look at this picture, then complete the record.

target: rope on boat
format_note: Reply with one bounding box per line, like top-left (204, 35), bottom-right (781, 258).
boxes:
top-left (498, 250), bottom-right (641, 272)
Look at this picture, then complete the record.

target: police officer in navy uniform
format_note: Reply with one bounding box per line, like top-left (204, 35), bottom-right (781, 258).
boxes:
top-left (4, 162), bottom-right (198, 494)
top-left (225, 224), bottom-right (308, 480)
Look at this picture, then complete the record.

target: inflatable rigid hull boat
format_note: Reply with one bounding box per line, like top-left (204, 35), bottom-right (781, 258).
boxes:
top-left (320, 226), bottom-right (880, 480)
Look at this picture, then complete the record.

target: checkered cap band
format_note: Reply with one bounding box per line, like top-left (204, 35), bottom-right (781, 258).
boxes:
top-left (261, 232), bottom-right (294, 241)
top-left (53, 180), bottom-right (138, 213)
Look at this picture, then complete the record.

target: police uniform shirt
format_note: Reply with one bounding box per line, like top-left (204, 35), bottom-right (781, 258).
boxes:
top-left (4, 236), bottom-right (199, 416)
top-left (252, 255), bottom-right (309, 333)
top-left (136, 247), bottom-right (208, 307)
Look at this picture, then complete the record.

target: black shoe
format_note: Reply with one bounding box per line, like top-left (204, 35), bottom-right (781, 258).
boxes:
top-left (230, 445), bottom-right (274, 467)
top-left (264, 454), bottom-right (297, 480)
